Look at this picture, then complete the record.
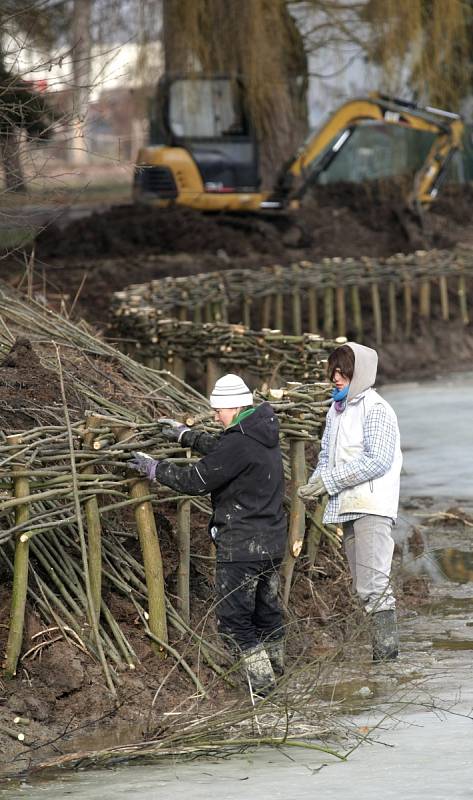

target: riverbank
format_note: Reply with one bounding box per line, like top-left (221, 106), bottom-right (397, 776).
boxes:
top-left (1, 371), bottom-right (472, 785)
top-left (1, 503), bottom-right (473, 793)
top-left (0, 502), bottom-right (468, 780)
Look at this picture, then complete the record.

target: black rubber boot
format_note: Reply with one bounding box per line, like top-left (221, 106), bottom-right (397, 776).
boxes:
top-left (265, 638), bottom-right (285, 678)
top-left (242, 644), bottom-right (276, 697)
top-left (372, 609), bottom-right (399, 662)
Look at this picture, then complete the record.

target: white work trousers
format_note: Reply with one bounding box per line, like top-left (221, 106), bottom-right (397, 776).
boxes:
top-left (342, 514), bottom-right (396, 613)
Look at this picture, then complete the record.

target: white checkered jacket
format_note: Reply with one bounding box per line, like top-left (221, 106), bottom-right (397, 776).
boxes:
top-left (310, 399), bottom-right (398, 524)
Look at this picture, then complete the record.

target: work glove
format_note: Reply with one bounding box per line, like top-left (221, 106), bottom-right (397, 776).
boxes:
top-left (297, 475), bottom-right (326, 502)
top-left (128, 451), bottom-right (159, 481)
top-left (158, 417), bottom-right (191, 443)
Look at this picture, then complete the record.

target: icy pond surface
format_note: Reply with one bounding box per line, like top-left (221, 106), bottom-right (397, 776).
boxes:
top-left (2, 374), bottom-right (473, 799)
top-left (382, 371), bottom-right (473, 502)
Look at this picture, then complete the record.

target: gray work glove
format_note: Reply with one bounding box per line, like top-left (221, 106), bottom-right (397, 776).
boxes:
top-left (158, 417), bottom-right (191, 443)
top-left (129, 451), bottom-right (159, 481)
top-left (297, 475), bottom-right (326, 502)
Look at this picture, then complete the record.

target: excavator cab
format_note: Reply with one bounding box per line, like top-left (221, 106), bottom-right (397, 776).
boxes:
top-left (134, 76), bottom-right (261, 207)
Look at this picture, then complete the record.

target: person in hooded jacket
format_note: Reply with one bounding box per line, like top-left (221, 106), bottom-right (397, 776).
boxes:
top-left (298, 343), bottom-right (402, 661)
top-left (129, 374), bottom-right (287, 696)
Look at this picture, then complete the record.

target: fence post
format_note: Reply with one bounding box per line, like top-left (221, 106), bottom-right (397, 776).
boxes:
top-left (177, 499), bottom-right (191, 624)
top-left (4, 435), bottom-right (30, 678)
top-left (261, 295), bottom-right (272, 329)
top-left (458, 276), bottom-right (469, 324)
top-left (307, 288), bottom-right (318, 333)
top-left (419, 279), bottom-right (431, 319)
top-left (82, 413), bottom-right (103, 620)
top-left (388, 282), bottom-right (397, 338)
top-left (282, 439), bottom-right (306, 607)
top-left (439, 275), bottom-right (450, 321)
top-left (206, 357), bottom-right (221, 397)
top-left (291, 264), bottom-right (302, 335)
top-left (306, 499), bottom-right (327, 570)
top-left (243, 295), bottom-right (252, 329)
top-left (336, 286), bottom-right (346, 339)
top-left (351, 285), bottom-right (363, 342)
top-left (323, 286), bottom-right (334, 339)
top-left (371, 283), bottom-right (382, 344)
top-left (117, 428), bottom-right (168, 656)
top-left (403, 278), bottom-right (413, 337)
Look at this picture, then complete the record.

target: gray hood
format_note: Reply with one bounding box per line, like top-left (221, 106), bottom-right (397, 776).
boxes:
top-left (345, 342), bottom-right (378, 401)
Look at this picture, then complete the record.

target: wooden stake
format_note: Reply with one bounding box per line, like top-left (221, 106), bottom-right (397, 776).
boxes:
top-left (243, 295), bottom-right (252, 329)
top-left (307, 288), bottom-right (318, 333)
top-left (4, 435), bottom-right (30, 679)
top-left (282, 439), bottom-right (306, 607)
top-left (336, 286), bottom-right (346, 338)
top-left (82, 414), bottom-right (103, 621)
top-left (117, 429), bottom-right (168, 655)
top-left (206, 357), bottom-right (221, 397)
top-left (403, 279), bottom-right (413, 337)
top-left (419, 279), bottom-right (431, 318)
top-left (351, 285), bottom-right (363, 342)
top-left (306, 499), bottom-right (326, 569)
top-left (439, 275), bottom-right (449, 321)
top-left (388, 282), bottom-right (397, 338)
top-left (323, 287), bottom-right (334, 339)
top-left (261, 295), bottom-right (272, 329)
top-left (291, 265), bottom-right (302, 335)
top-left (177, 499), bottom-right (191, 624)
top-left (275, 293), bottom-right (284, 332)
top-left (371, 283), bottom-right (382, 344)
top-left (170, 355), bottom-right (186, 382)
top-left (458, 276), bottom-right (469, 324)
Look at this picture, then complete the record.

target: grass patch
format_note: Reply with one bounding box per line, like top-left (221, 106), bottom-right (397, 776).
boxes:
top-left (0, 226), bottom-right (37, 252)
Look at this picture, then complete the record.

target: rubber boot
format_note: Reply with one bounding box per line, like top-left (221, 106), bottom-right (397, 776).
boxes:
top-left (242, 644), bottom-right (276, 697)
top-left (372, 609), bottom-right (399, 662)
top-left (265, 638), bottom-right (285, 678)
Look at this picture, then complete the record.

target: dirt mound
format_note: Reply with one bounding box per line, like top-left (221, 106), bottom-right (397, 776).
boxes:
top-left (429, 182), bottom-right (473, 226)
top-left (0, 337), bottom-right (72, 429)
top-left (35, 203), bottom-right (288, 261)
top-left (34, 179), bottom-right (470, 265)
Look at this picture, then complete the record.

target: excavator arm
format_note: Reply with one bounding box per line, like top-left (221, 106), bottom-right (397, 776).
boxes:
top-left (266, 95), bottom-right (464, 210)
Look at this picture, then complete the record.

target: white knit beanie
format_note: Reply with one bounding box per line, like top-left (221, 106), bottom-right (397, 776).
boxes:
top-left (209, 374), bottom-right (253, 409)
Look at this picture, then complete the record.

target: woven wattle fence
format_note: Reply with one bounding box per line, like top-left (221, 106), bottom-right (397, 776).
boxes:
top-left (112, 248), bottom-right (472, 348)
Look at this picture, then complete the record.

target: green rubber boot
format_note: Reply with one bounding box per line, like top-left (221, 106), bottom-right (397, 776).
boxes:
top-left (372, 609), bottom-right (399, 662)
top-left (242, 644), bottom-right (276, 697)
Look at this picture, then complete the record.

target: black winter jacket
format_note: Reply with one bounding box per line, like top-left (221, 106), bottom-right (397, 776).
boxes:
top-left (154, 402), bottom-right (287, 561)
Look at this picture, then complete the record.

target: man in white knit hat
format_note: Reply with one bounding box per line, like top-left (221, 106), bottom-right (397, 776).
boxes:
top-left (130, 374), bottom-right (287, 696)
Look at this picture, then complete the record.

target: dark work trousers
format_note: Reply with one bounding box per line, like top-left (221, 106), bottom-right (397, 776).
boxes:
top-left (215, 558), bottom-right (284, 652)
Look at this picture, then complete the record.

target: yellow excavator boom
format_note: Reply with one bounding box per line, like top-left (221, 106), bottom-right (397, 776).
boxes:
top-left (133, 85), bottom-right (464, 212)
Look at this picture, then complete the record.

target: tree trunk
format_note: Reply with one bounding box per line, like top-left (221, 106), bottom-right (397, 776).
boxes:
top-left (70, 0), bottom-right (93, 166)
top-left (0, 131), bottom-right (26, 193)
top-left (161, 0), bottom-right (308, 189)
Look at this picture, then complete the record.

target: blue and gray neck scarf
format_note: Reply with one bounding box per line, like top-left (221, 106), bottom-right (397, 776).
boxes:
top-left (332, 384), bottom-right (349, 412)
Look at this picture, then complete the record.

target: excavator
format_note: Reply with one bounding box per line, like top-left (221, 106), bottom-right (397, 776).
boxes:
top-left (133, 75), bottom-right (465, 213)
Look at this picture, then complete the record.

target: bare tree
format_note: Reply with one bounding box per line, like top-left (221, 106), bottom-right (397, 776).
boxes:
top-left (70, 0), bottom-right (93, 165)
top-left (0, 1), bottom-right (66, 192)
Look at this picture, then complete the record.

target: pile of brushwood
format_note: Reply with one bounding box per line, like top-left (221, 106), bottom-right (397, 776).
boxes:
top-left (0, 284), bottom-right (374, 778)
